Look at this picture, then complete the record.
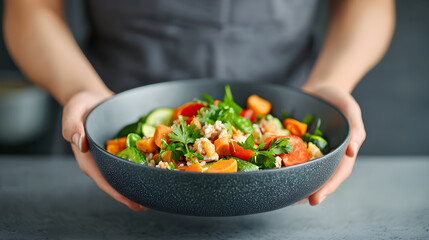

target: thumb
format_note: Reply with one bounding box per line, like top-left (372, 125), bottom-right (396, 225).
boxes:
top-left (61, 95), bottom-right (93, 153)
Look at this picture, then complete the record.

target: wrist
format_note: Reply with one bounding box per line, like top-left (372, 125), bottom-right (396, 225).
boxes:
top-left (302, 77), bottom-right (355, 95)
top-left (64, 87), bottom-right (114, 107)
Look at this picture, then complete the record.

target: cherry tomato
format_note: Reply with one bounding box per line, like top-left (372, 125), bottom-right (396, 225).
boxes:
top-left (180, 103), bottom-right (205, 117)
top-left (239, 109), bottom-right (257, 122)
top-left (264, 135), bottom-right (309, 166)
top-left (229, 141), bottom-right (254, 161)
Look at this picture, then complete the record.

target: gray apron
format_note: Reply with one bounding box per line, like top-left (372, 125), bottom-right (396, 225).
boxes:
top-left (85, 0), bottom-right (320, 93)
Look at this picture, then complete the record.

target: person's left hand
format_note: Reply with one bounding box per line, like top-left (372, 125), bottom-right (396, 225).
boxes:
top-left (301, 85), bottom-right (366, 205)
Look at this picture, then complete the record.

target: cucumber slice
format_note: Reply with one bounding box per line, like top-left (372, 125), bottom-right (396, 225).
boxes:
top-left (277, 129), bottom-right (290, 136)
top-left (145, 108), bottom-right (173, 126)
top-left (266, 114), bottom-right (286, 131)
top-left (302, 133), bottom-right (330, 154)
top-left (141, 108), bottom-right (173, 137)
top-left (272, 118), bottom-right (284, 131)
top-left (236, 159), bottom-right (259, 172)
top-left (142, 124), bottom-right (156, 138)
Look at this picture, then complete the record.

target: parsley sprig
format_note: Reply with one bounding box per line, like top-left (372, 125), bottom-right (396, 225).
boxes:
top-left (158, 118), bottom-right (203, 164)
top-left (237, 135), bottom-right (294, 169)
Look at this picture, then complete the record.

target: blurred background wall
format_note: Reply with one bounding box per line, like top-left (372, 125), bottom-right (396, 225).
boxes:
top-left (0, 0), bottom-right (428, 155)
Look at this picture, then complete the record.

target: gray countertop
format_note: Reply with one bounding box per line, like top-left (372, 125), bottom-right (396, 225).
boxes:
top-left (0, 156), bottom-right (428, 240)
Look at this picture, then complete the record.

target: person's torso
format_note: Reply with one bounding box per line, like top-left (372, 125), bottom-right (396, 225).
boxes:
top-left (86, 0), bottom-right (320, 93)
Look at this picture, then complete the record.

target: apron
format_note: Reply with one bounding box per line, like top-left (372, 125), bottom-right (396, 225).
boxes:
top-left (85, 0), bottom-right (320, 93)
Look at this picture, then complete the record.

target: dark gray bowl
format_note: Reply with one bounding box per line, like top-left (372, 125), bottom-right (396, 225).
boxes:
top-left (85, 79), bottom-right (350, 216)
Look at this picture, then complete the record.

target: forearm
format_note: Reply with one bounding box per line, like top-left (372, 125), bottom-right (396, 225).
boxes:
top-left (3, 0), bottom-right (111, 105)
top-left (303, 0), bottom-right (395, 93)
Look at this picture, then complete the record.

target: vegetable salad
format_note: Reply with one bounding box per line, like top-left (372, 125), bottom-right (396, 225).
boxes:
top-left (105, 85), bottom-right (330, 173)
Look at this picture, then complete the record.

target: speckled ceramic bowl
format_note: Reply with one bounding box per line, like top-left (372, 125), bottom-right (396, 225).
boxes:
top-left (85, 80), bottom-right (350, 216)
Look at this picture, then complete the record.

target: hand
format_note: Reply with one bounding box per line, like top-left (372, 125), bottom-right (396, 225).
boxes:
top-left (62, 91), bottom-right (147, 211)
top-left (301, 85), bottom-right (366, 205)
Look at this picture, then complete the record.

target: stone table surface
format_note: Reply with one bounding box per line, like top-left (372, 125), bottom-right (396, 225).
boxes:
top-left (0, 155), bottom-right (428, 240)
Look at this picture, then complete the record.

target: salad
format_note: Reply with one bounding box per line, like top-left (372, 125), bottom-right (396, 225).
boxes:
top-left (105, 85), bottom-right (330, 173)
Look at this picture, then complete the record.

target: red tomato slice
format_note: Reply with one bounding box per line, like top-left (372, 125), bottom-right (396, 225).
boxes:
top-left (239, 109), bottom-right (256, 122)
top-left (184, 117), bottom-right (194, 124)
top-left (229, 141), bottom-right (254, 161)
top-left (180, 103), bottom-right (205, 117)
top-left (263, 135), bottom-right (309, 166)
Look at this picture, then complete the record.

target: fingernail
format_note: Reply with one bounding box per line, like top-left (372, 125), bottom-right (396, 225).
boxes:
top-left (72, 133), bottom-right (80, 147)
top-left (351, 141), bottom-right (358, 156)
top-left (319, 195), bottom-right (327, 204)
top-left (78, 135), bottom-right (84, 152)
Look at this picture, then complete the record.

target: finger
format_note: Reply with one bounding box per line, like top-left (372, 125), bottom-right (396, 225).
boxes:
top-left (62, 97), bottom-right (91, 153)
top-left (72, 144), bottom-right (146, 211)
top-left (308, 153), bottom-right (356, 206)
top-left (344, 104), bottom-right (366, 158)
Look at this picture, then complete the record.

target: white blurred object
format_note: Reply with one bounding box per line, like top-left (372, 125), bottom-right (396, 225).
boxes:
top-left (0, 80), bottom-right (49, 145)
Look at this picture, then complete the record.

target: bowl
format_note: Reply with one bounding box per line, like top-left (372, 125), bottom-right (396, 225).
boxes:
top-left (85, 79), bottom-right (350, 216)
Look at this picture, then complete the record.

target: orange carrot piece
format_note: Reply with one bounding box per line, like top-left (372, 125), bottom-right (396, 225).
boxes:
top-left (202, 141), bottom-right (216, 158)
top-left (117, 137), bottom-right (127, 150)
top-left (214, 136), bottom-right (231, 156)
top-left (177, 165), bottom-right (188, 171)
top-left (152, 153), bottom-right (160, 161)
top-left (136, 137), bottom-right (158, 153)
top-left (154, 125), bottom-right (172, 148)
top-left (190, 118), bottom-right (202, 130)
top-left (283, 118), bottom-right (307, 136)
top-left (185, 162), bottom-right (202, 172)
top-left (213, 100), bottom-right (221, 106)
top-left (207, 159), bottom-right (237, 173)
top-left (162, 151), bottom-right (172, 162)
top-left (247, 94), bottom-right (272, 117)
top-left (106, 144), bottom-right (120, 155)
top-left (106, 137), bottom-right (127, 155)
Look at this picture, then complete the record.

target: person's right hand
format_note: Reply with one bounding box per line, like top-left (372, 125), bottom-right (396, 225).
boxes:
top-left (62, 91), bottom-right (147, 211)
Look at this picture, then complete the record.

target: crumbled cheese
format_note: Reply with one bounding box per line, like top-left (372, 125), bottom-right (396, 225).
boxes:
top-left (233, 134), bottom-right (248, 143)
top-left (259, 119), bottom-right (268, 133)
top-left (193, 137), bottom-right (219, 161)
top-left (253, 124), bottom-right (263, 144)
top-left (194, 137), bottom-right (209, 155)
top-left (218, 128), bottom-right (229, 139)
top-left (308, 142), bottom-right (323, 160)
top-left (172, 115), bottom-right (184, 125)
top-left (148, 159), bottom-right (156, 167)
top-left (156, 161), bottom-right (171, 169)
top-left (203, 153), bottom-right (219, 161)
top-left (145, 153), bottom-right (153, 161)
top-left (201, 123), bottom-right (215, 139)
top-left (275, 156), bottom-right (282, 169)
top-left (201, 121), bottom-right (227, 140)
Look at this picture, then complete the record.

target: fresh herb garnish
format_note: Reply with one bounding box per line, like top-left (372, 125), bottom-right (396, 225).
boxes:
top-left (238, 135), bottom-right (293, 169)
top-left (314, 118), bottom-right (323, 136)
top-left (223, 85), bottom-right (242, 114)
top-left (281, 111), bottom-right (290, 120)
top-left (202, 93), bottom-right (214, 105)
top-left (301, 114), bottom-right (314, 126)
top-left (157, 118), bottom-right (203, 164)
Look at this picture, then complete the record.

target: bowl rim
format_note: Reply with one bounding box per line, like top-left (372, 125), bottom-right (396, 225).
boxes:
top-left (84, 79), bottom-right (350, 176)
